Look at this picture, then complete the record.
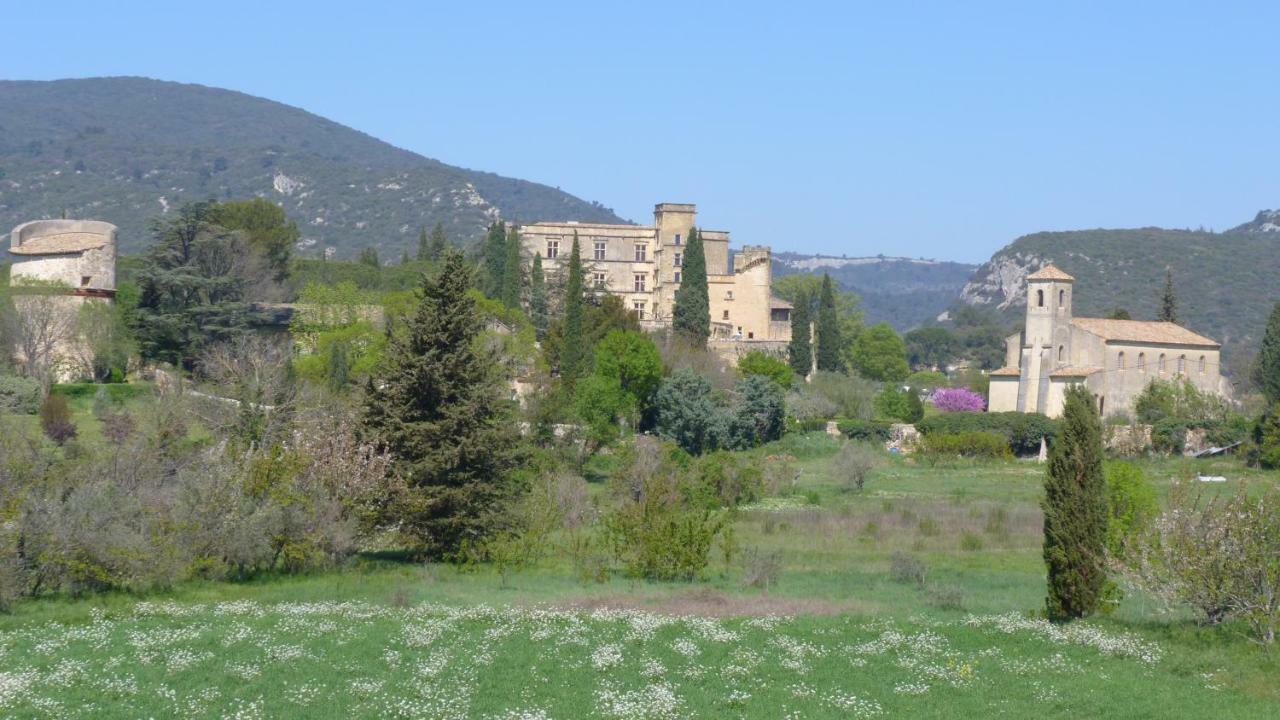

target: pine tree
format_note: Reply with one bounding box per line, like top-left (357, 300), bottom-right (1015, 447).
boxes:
top-left (500, 225), bottom-right (523, 309)
top-left (1253, 301), bottom-right (1280, 405)
top-left (1158, 268), bottom-right (1178, 323)
top-left (672, 227), bottom-right (709, 345)
top-left (815, 273), bottom-right (844, 372)
top-left (359, 247), bottom-right (380, 268)
top-left (428, 221), bottom-right (448, 261)
top-left (360, 250), bottom-right (520, 558)
top-left (559, 232), bottom-right (587, 387)
top-left (529, 253), bottom-right (549, 341)
top-left (788, 288), bottom-right (813, 377)
top-left (1042, 383), bottom-right (1108, 621)
top-left (416, 227), bottom-right (430, 261)
top-left (483, 221), bottom-right (507, 297)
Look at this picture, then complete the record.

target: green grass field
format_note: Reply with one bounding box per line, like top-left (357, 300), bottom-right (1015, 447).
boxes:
top-left (2, 429), bottom-right (1278, 718)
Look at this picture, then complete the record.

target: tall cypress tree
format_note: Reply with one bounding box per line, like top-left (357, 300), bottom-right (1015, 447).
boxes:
top-left (815, 273), bottom-right (844, 372)
top-left (1254, 301), bottom-right (1280, 404)
top-left (1042, 383), bottom-right (1108, 621)
top-left (500, 225), bottom-right (523, 309)
top-left (672, 227), bottom-right (709, 345)
top-left (529, 253), bottom-right (549, 341)
top-left (788, 288), bottom-right (813, 377)
top-left (483, 221), bottom-right (507, 298)
top-left (360, 249), bottom-right (519, 558)
top-left (428, 221), bottom-right (448, 261)
top-left (416, 227), bottom-right (430, 262)
top-left (1158, 268), bottom-right (1179, 323)
top-left (560, 232), bottom-right (587, 387)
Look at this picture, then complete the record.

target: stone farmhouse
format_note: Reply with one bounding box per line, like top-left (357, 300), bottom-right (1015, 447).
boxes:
top-left (988, 265), bottom-right (1230, 418)
top-left (519, 203), bottom-right (793, 349)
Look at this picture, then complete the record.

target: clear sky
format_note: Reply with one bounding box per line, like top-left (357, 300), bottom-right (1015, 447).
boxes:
top-left (6, 1), bottom-right (1278, 261)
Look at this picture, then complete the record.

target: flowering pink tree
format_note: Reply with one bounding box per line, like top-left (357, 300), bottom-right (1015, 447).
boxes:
top-left (932, 387), bottom-right (987, 412)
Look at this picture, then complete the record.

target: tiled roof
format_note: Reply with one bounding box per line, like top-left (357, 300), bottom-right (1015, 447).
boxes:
top-left (1049, 366), bottom-right (1104, 378)
top-left (769, 295), bottom-right (793, 309)
top-left (990, 366), bottom-right (1021, 377)
top-left (1071, 318), bottom-right (1219, 347)
top-left (9, 232), bottom-right (107, 255)
top-left (1026, 264), bottom-right (1075, 281)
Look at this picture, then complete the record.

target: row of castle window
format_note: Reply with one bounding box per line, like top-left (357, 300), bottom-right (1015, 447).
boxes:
top-left (546, 239), bottom-right (685, 262)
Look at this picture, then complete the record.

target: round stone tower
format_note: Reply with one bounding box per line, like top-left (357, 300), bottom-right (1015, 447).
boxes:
top-left (9, 219), bottom-right (118, 296)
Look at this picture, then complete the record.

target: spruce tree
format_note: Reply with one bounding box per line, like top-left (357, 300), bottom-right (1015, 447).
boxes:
top-left (559, 232), bottom-right (588, 387)
top-left (360, 250), bottom-right (520, 558)
top-left (672, 227), bottom-right (709, 345)
top-left (483, 221), bottom-right (507, 297)
top-left (815, 273), bottom-right (844, 372)
top-left (1158, 268), bottom-right (1178, 323)
top-left (788, 288), bottom-right (813, 377)
top-left (428, 221), bottom-right (448, 261)
top-left (1042, 383), bottom-right (1108, 621)
top-left (1253, 301), bottom-right (1280, 404)
top-left (529, 253), bottom-right (549, 341)
top-left (500, 225), bottom-right (523, 309)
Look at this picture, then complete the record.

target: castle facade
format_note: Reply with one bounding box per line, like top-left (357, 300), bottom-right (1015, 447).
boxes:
top-left (519, 203), bottom-right (792, 344)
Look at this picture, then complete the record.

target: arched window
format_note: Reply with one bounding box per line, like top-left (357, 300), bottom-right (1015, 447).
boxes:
top-left (1057, 345), bottom-right (1065, 362)
top-left (1036, 289), bottom-right (1044, 307)
top-left (1099, 396), bottom-right (1105, 416)
top-left (1199, 355), bottom-right (1206, 374)
top-left (1137, 352), bottom-right (1145, 371)
top-left (1118, 351), bottom-right (1126, 370)
top-left (1158, 354), bottom-right (1166, 373)
top-left (1058, 289), bottom-right (1065, 306)
top-left (1177, 355), bottom-right (1186, 374)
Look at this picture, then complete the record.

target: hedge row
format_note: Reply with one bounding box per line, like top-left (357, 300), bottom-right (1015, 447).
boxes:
top-left (919, 431), bottom-right (1012, 459)
top-left (915, 411), bottom-right (1058, 455)
top-left (836, 418), bottom-right (893, 442)
top-left (51, 383), bottom-right (152, 403)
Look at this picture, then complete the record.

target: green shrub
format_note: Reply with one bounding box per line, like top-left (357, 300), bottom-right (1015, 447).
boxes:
top-left (874, 386), bottom-right (923, 423)
top-left (920, 431), bottom-right (1011, 459)
top-left (915, 411), bottom-right (1057, 455)
top-left (0, 374), bottom-right (41, 414)
top-left (39, 394), bottom-right (77, 445)
top-left (1150, 418), bottom-right (1188, 454)
top-left (836, 418), bottom-right (892, 442)
top-left (737, 351), bottom-right (794, 389)
top-left (1103, 461), bottom-right (1157, 557)
top-left (51, 383), bottom-right (151, 403)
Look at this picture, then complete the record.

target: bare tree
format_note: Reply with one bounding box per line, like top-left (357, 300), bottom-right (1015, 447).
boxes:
top-left (195, 335), bottom-right (296, 447)
top-left (1, 279), bottom-right (79, 389)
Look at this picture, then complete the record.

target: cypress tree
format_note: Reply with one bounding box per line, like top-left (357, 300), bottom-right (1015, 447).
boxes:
top-left (326, 339), bottom-right (351, 393)
top-left (672, 227), bottom-right (709, 345)
top-left (1254, 301), bottom-right (1280, 404)
top-left (428, 221), bottom-right (448, 261)
top-left (560, 232), bottom-right (587, 387)
top-left (529, 253), bottom-right (549, 341)
top-left (416, 227), bottom-right (430, 261)
top-left (1042, 383), bottom-right (1108, 621)
top-left (1158, 268), bottom-right (1178, 323)
top-left (500, 225), bottom-right (523, 309)
top-left (483, 221), bottom-right (507, 297)
top-left (358, 246), bottom-right (380, 267)
top-left (788, 288), bottom-right (813, 377)
top-left (815, 273), bottom-right (844, 372)
top-left (360, 249), bottom-right (520, 558)
top-left (401, 249), bottom-right (411, 265)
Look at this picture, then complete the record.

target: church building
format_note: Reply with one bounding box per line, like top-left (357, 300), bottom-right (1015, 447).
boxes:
top-left (987, 265), bottom-right (1230, 418)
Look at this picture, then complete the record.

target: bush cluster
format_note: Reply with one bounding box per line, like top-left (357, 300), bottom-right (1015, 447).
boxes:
top-left (0, 374), bottom-right (41, 414)
top-left (836, 418), bottom-right (892, 442)
top-left (919, 431), bottom-right (1011, 459)
top-left (916, 411), bottom-right (1058, 455)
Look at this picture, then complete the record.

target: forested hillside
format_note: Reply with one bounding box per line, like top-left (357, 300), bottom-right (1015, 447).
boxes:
top-left (772, 253), bottom-right (977, 331)
top-left (954, 222), bottom-right (1280, 372)
top-left (0, 77), bottom-right (625, 257)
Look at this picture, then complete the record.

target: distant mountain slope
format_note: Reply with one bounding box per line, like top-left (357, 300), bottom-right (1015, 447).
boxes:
top-left (0, 77), bottom-right (625, 256)
top-left (772, 253), bottom-right (977, 331)
top-left (954, 221), bottom-right (1280, 371)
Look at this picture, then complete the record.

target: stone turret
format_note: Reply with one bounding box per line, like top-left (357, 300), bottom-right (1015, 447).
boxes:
top-left (9, 219), bottom-right (118, 296)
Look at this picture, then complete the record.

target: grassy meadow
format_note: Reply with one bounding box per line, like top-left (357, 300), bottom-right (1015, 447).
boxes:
top-left (2, 419), bottom-right (1278, 718)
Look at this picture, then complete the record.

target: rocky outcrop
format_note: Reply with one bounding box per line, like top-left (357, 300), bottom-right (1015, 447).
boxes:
top-left (957, 251), bottom-right (1049, 310)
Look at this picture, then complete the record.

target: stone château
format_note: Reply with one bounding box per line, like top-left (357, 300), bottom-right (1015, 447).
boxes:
top-left (987, 264), bottom-right (1230, 418)
top-left (519, 203), bottom-right (792, 345)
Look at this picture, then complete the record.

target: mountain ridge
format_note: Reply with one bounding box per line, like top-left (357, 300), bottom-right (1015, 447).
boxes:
top-left (0, 77), bottom-right (626, 256)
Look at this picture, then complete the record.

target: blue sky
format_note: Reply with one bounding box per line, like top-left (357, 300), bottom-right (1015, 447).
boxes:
top-left (6, 1), bottom-right (1278, 261)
